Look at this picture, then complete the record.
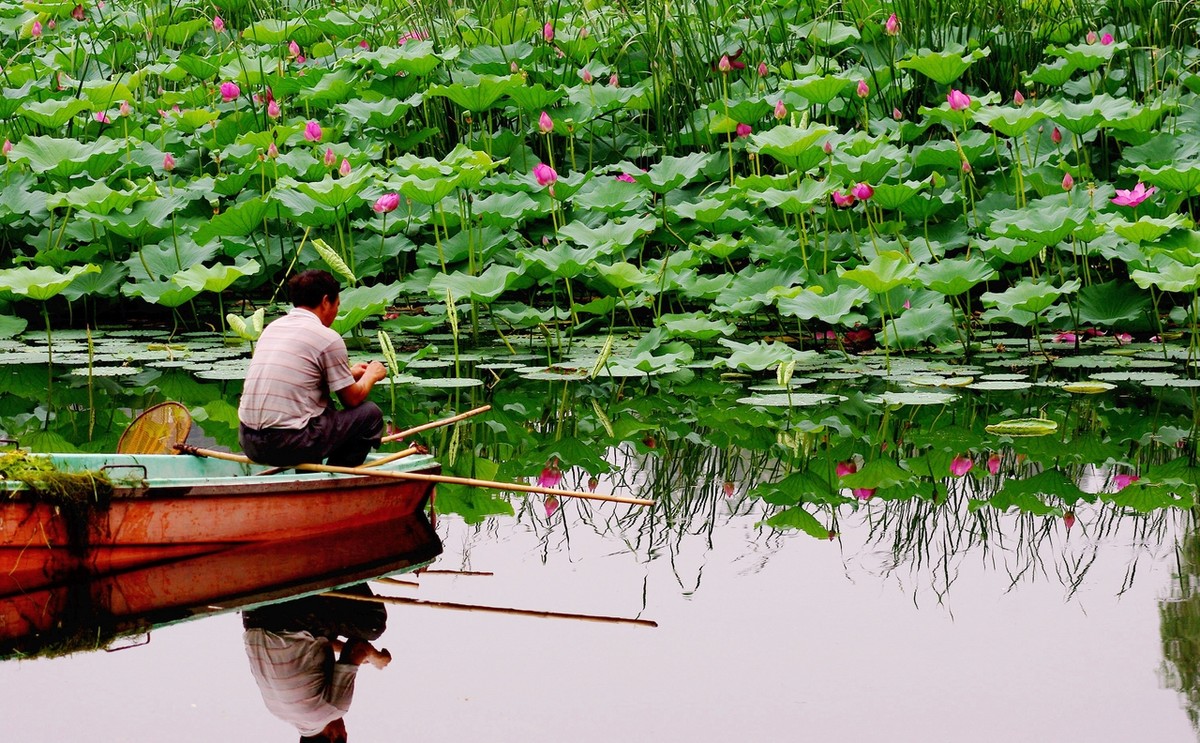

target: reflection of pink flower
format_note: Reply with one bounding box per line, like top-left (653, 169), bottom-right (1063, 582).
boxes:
top-left (587, 476), bottom-right (598, 492)
top-left (831, 190), bottom-right (856, 208)
top-left (723, 480), bottom-right (735, 497)
top-left (533, 162), bottom-right (557, 187)
top-left (538, 461), bottom-right (563, 488)
top-left (836, 460), bottom-right (857, 477)
top-left (1111, 182), bottom-right (1156, 207)
top-left (220, 81), bottom-right (240, 102)
top-left (884, 12), bottom-right (899, 35)
top-left (544, 495), bottom-right (560, 518)
top-left (304, 120), bottom-right (322, 142)
top-left (946, 89), bottom-right (971, 111)
top-left (853, 488), bottom-right (875, 501)
top-left (986, 453), bottom-right (1001, 475)
top-left (1064, 511), bottom-right (1076, 530)
top-left (850, 182), bottom-right (874, 201)
top-left (373, 193), bottom-right (400, 213)
top-left (735, 122), bottom-right (752, 138)
top-left (1113, 473), bottom-right (1139, 490)
top-left (950, 455), bottom-right (973, 477)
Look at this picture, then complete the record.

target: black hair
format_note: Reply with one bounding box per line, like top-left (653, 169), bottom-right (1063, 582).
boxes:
top-left (300, 733), bottom-right (346, 743)
top-left (288, 270), bottom-right (341, 309)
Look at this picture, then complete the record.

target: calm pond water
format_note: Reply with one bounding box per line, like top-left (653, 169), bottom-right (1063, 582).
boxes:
top-left (2, 329), bottom-right (1200, 741)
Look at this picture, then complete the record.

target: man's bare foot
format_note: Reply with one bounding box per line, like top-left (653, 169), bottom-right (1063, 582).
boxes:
top-left (367, 646), bottom-right (392, 670)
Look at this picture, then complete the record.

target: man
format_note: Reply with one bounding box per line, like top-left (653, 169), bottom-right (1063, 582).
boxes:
top-left (238, 269), bottom-right (387, 467)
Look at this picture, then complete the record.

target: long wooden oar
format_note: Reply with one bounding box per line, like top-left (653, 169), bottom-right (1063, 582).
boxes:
top-left (175, 444), bottom-right (653, 507)
top-left (323, 590), bottom-right (658, 628)
top-left (381, 404), bottom-right (492, 444)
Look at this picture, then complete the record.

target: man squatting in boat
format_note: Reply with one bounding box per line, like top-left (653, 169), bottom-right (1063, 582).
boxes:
top-left (238, 269), bottom-right (388, 467)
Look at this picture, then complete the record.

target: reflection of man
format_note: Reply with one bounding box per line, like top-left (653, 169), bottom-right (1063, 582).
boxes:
top-left (243, 585), bottom-right (391, 742)
top-left (238, 269), bottom-right (387, 467)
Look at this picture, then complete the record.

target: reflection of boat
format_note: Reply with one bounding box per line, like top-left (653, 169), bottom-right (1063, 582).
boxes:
top-left (0, 510), bottom-right (442, 660)
top-left (0, 451), bottom-right (440, 589)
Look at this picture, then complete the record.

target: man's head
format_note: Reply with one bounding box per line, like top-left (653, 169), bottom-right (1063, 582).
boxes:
top-left (288, 270), bottom-right (341, 327)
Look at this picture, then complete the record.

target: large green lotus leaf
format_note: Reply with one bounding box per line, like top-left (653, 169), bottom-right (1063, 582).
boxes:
top-left (340, 96), bottom-right (414, 128)
top-left (760, 506), bottom-right (833, 539)
top-left (1046, 40), bottom-right (1125, 72)
top-left (398, 174), bottom-right (458, 206)
top-left (569, 176), bottom-right (648, 214)
top-left (869, 180), bottom-right (927, 210)
top-left (284, 169), bottom-right (372, 209)
top-left (354, 40), bottom-right (442, 76)
top-left (1053, 95), bottom-right (1132, 135)
top-left (18, 98), bottom-right (90, 128)
top-left (1130, 261), bottom-right (1200, 293)
top-left (1111, 213), bottom-right (1191, 244)
top-left (61, 261), bottom-right (128, 300)
top-left (90, 194), bottom-right (188, 240)
top-left (295, 69), bottom-right (356, 106)
top-left (840, 458), bottom-right (916, 489)
top-left (1128, 163), bottom-right (1200, 193)
top-left (330, 282), bottom-right (402, 335)
top-left (427, 73), bottom-right (523, 112)
top-left (717, 338), bottom-right (822, 371)
top-left (79, 80), bottom-right (137, 109)
top-left (775, 284), bottom-right (869, 322)
top-left (269, 190), bottom-right (342, 226)
top-left (0, 264), bottom-right (99, 301)
top-left (973, 98), bottom-right (1061, 137)
top-left (1101, 481), bottom-right (1194, 513)
top-left (910, 130), bottom-right (992, 170)
top-left (121, 278), bottom-right (201, 308)
top-left (785, 74), bottom-right (852, 105)
top-left (193, 197), bottom-right (271, 245)
top-left (839, 251), bottom-right (917, 294)
top-left (504, 83), bottom-right (566, 112)
top-left (1025, 57), bottom-right (1077, 87)
top-left (428, 265), bottom-right (522, 302)
top-left (558, 214), bottom-right (657, 251)
top-left (751, 470), bottom-right (841, 507)
top-left (883, 303), bottom-right (956, 349)
top-left (896, 45), bottom-right (990, 85)
top-left (172, 259), bottom-right (261, 293)
top-left (0, 81), bottom-right (35, 119)
top-left (126, 239), bottom-right (218, 281)
top-left (591, 262), bottom-right (654, 291)
top-left (47, 180), bottom-right (157, 215)
top-left (159, 18), bottom-right (206, 44)
top-left (971, 470), bottom-right (1073, 514)
top-left (1075, 279), bottom-right (1151, 327)
top-left (1108, 100), bottom-right (1173, 134)
top-left (981, 278), bottom-right (1080, 314)
top-left (748, 124), bottom-right (835, 171)
top-left (474, 191), bottom-right (547, 227)
top-left (979, 236), bottom-right (1044, 264)
top-left (752, 179), bottom-right (835, 213)
top-left (917, 256), bottom-right (998, 295)
top-left (633, 152), bottom-right (717, 194)
top-left (0, 314), bottom-right (27, 339)
top-left (520, 243), bottom-right (603, 279)
top-left (0, 173), bottom-right (50, 224)
top-left (989, 201), bottom-right (1089, 246)
top-left (8, 136), bottom-right (124, 178)
top-left (241, 18), bottom-right (293, 43)
top-left (175, 53), bottom-right (221, 80)
top-left (793, 18), bottom-right (860, 46)
top-left (658, 313), bottom-right (736, 340)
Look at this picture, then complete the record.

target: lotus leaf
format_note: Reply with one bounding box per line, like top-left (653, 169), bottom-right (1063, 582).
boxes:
top-left (775, 284), bottom-right (869, 323)
top-left (785, 74), bottom-right (852, 106)
top-left (748, 124), bottom-right (835, 171)
top-left (973, 99), bottom-right (1062, 137)
top-left (428, 265), bottom-right (523, 301)
top-left (1054, 95), bottom-right (1132, 135)
top-left (1075, 280), bottom-right (1152, 326)
top-left (354, 40), bottom-right (443, 76)
top-left (840, 458), bottom-right (915, 489)
top-left (1047, 40), bottom-right (1125, 72)
top-left (917, 257), bottom-right (998, 296)
top-left (19, 98), bottom-right (91, 129)
top-left (330, 282), bottom-right (401, 335)
top-left (658, 313), bottom-right (735, 340)
top-left (0, 264), bottom-right (99, 301)
top-left (633, 152), bottom-right (718, 194)
top-left (1130, 261), bottom-right (1200, 293)
top-left (839, 251), bottom-right (916, 294)
top-left (193, 197), bottom-right (271, 245)
top-left (427, 73), bottom-right (523, 112)
top-left (761, 506), bottom-right (834, 538)
top-left (718, 338), bottom-right (822, 371)
top-left (8, 136), bottom-right (125, 178)
top-left (897, 45), bottom-right (990, 85)
top-left (981, 278), bottom-right (1079, 315)
top-left (173, 259), bottom-right (261, 293)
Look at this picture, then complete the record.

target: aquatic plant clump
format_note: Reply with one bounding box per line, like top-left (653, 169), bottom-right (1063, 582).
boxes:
top-left (0, 451), bottom-right (114, 554)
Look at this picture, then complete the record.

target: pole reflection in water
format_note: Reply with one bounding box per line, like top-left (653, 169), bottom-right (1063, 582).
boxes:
top-left (243, 584), bottom-right (392, 743)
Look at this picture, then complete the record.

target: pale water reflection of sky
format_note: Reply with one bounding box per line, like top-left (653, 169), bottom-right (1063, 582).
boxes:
top-left (0, 509), bottom-right (1193, 743)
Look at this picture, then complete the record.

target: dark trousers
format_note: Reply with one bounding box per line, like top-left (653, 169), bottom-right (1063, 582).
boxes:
top-left (239, 402), bottom-right (383, 468)
top-left (242, 583), bottom-right (387, 640)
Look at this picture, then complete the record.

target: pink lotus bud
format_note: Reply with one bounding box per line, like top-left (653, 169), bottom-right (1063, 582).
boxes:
top-left (735, 122), bottom-right (752, 138)
top-left (267, 143), bottom-right (279, 159)
top-left (71, 4), bottom-right (85, 21)
top-left (986, 453), bottom-right (1001, 474)
top-left (95, 111), bottom-right (110, 124)
top-left (718, 55), bottom-right (732, 73)
top-left (836, 460), bottom-right (857, 477)
top-left (537, 461), bottom-right (562, 488)
top-left (267, 99), bottom-right (281, 118)
top-left (853, 488), bottom-right (875, 501)
top-left (902, 299), bottom-right (911, 309)
top-left (359, 39), bottom-right (369, 49)
top-left (1062, 172), bottom-right (1074, 190)
top-left (1, 140), bottom-right (11, 156)
top-left (856, 79), bottom-right (869, 97)
top-left (609, 74), bottom-right (619, 87)
top-left (1051, 126), bottom-right (1062, 144)
top-left (288, 40), bottom-right (301, 57)
top-left (538, 111), bottom-right (553, 134)
top-left (962, 160), bottom-right (972, 173)
top-left (823, 140), bottom-right (833, 154)
top-left (544, 495), bottom-right (559, 518)
top-left (119, 100), bottom-right (131, 117)
top-left (1063, 511), bottom-right (1076, 530)
top-left (580, 68), bottom-right (593, 83)
top-left (1100, 32), bottom-right (1114, 45)
top-left (533, 162), bottom-right (557, 186)
top-left (850, 182), bottom-right (874, 201)
top-left (304, 120), bottom-right (322, 142)
top-left (219, 81), bottom-right (240, 102)
top-left (1086, 30), bottom-right (1098, 43)
top-left (950, 455), bottom-right (974, 477)
top-left (587, 476), bottom-right (598, 492)
top-left (723, 480), bottom-right (736, 497)
top-left (48, 19), bottom-right (55, 29)
top-left (1113, 473), bottom-right (1139, 490)
top-left (31, 20), bottom-right (42, 37)
top-left (892, 107), bottom-right (902, 120)
top-left (1013, 90), bottom-right (1025, 106)
top-left (323, 147), bottom-right (335, 167)
top-left (579, 27), bottom-right (589, 38)
top-left (774, 99), bottom-right (787, 119)
top-left (616, 173), bottom-right (635, 183)
top-left (542, 22), bottom-right (554, 42)
top-left (1115, 332), bottom-right (1132, 345)
top-left (831, 191), bottom-right (856, 208)
top-left (757, 62), bottom-right (768, 77)
top-left (339, 158), bottom-right (351, 177)
top-left (946, 89), bottom-right (971, 110)
top-left (884, 12), bottom-right (899, 35)
top-left (213, 14), bottom-right (225, 33)
top-left (373, 192), bottom-right (400, 213)
top-left (163, 153), bottom-right (176, 171)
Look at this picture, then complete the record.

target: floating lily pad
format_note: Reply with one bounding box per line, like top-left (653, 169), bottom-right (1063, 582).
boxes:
top-left (985, 418), bottom-right (1059, 436)
top-left (736, 393), bottom-right (845, 407)
top-left (968, 380), bottom-right (1034, 390)
top-left (70, 365), bottom-right (143, 377)
top-left (1089, 371), bottom-right (1178, 382)
top-left (1140, 377), bottom-right (1200, 387)
top-left (519, 367), bottom-right (591, 381)
top-left (1062, 381), bottom-right (1117, 394)
top-left (1053, 355), bottom-right (1132, 368)
top-left (867, 391), bottom-right (959, 405)
top-left (411, 377), bottom-right (485, 388)
top-left (907, 375), bottom-right (976, 387)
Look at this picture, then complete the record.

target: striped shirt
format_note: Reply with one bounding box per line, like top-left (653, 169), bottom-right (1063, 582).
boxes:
top-left (243, 628), bottom-right (358, 736)
top-left (238, 307), bottom-right (355, 430)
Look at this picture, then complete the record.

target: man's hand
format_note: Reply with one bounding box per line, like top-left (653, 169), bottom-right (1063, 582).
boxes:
top-left (350, 360), bottom-right (387, 381)
top-left (337, 360), bottom-right (387, 408)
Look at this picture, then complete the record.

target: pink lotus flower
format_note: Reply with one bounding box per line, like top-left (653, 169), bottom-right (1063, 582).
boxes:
top-left (831, 190), bottom-right (856, 208)
top-left (986, 453), bottom-right (1001, 475)
top-left (1100, 32), bottom-right (1114, 45)
top-left (71, 4), bottom-right (85, 21)
top-left (580, 68), bottom-right (593, 83)
top-left (1113, 473), bottom-right (1139, 490)
top-left (823, 140), bottom-right (833, 155)
top-left (1013, 90), bottom-right (1025, 106)
top-left (892, 107), bottom-right (902, 120)
top-left (836, 460), bottom-right (857, 477)
top-left (119, 100), bottom-right (131, 117)
top-left (323, 147), bottom-right (336, 167)
top-left (856, 79), bottom-right (869, 97)
top-left (946, 89), bottom-right (971, 111)
top-left (95, 111), bottom-right (110, 124)
top-left (220, 81), bottom-right (240, 102)
top-left (1111, 182), bottom-right (1156, 207)
top-left (267, 143), bottom-right (279, 159)
top-left (962, 160), bottom-right (972, 174)
top-left (373, 193), bottom-right (400, 213)
top-left (718, 55), bottom-right (732, 73)
top-left (162, 153), bottom-right (176, 171)
top-left (774, 100), bottom-right (787, 120)
top-left (1054, 331), bottom-right (1077, 343)
top-left (538, 111), bottom-right (553, 134)
top-left (542, 22), bottom-right (554, 42)
top-left (853, 488), bottom-right (875, 501)
top-left (303, 120), bottom-right (322, 142)
top-left (902, 299), bottom-right (911, 309)
top-left (533, 162), bottom-right (557, 186)
top-left (544, 495), bottom-right (560, 518)
top-left (609, 74), bottom-right (618, 87)
top-left (1, 140), bottom-right (11, 156)
top-left (615, 173), bottom-right (635, 183)
top-left (1115, 332), bottom-right (1132, 345)
top-left (1062, 172), bottom-right (1074, 191)
top-left (1086, 30), bottom-right (1098, 43)
top-left (31, 20), bottom-right (42, 37)
top-left (950, 455), bottom-right (973, 477)
top-left (359, 39), bottom-right (369, 49)
top-left (579, 27), bottom-right (589, 38)
top-left (213, 14), bottom-right (225, 33)
top-left (735, 122), bottom-right (752, 138)
top-left (1051, 127), bottom-right (1062, 144)
top-left (884, 12), bottom-right (899, 35)
top-left (288, 40), bottom-right (301, 58)
top-left (339, 158), bottom-right (351, 177)
top-left (723, 480), bottom-right (736, 497)
top-left (267, 99), bottom-right (281, 118)
top-left (757, 62), bottom-right (768, 77)
top-left (587, 476), bottom-right (598, 492)
top-left (850, 182), bottom-right (874, 201)
top-left (537, 461), bottom-right (562, 488)
top-left (48, 19), bottom-right (54, 29)
top-left (1064, 511), bottom-right (1076, 530)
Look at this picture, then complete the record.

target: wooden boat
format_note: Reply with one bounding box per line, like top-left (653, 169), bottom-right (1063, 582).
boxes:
top-left (0, 451), bottom-right (440, 591)
top-left (0, 510), bottom-right (442, 660)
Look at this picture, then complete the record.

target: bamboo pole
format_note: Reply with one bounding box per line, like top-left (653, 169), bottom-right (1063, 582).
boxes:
top-left (419, 569), bottom-right (493, 577)
top-left (323, 591), bottom-right (658, 628)
top-left (373, 577), bottom-right (420, 587)
top-left (175, 444), bottom-right (654, 507)
top-left (360, 446), bottom-right (425, 469)
top-left (381, 405), bottom-right (492, 444)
